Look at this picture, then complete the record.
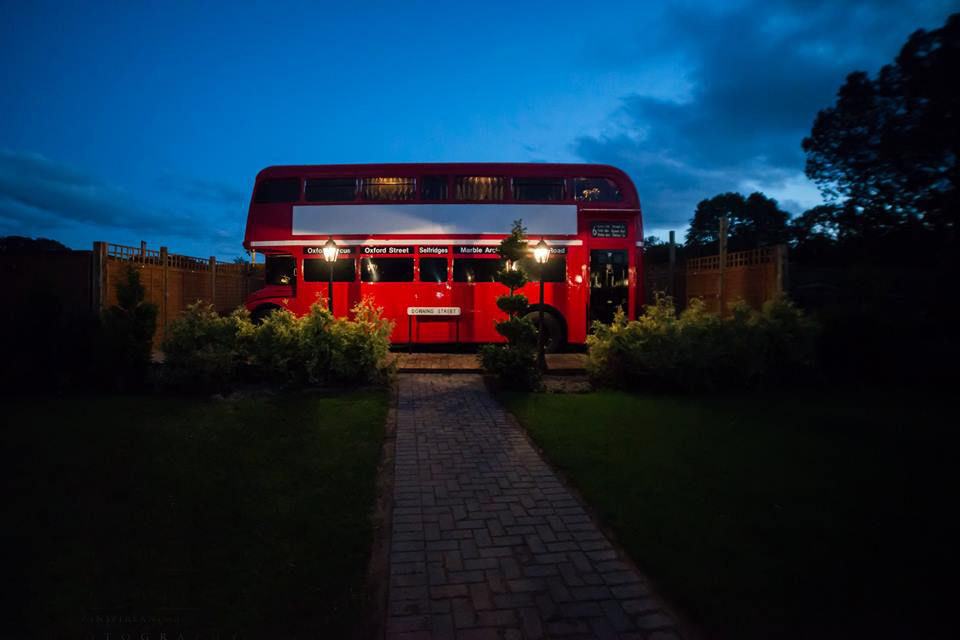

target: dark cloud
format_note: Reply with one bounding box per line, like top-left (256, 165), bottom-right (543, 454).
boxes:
top-left (0, 149), bottom-right (243, 254)
top-left (574, 0), bottom-right (958, 230)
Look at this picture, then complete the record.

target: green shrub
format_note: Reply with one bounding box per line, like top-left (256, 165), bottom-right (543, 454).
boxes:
top-left (480, 342), bottom-right (540, 391)
top-left (100, 265), bottom-right (158, 389)
top-left (303, 298), bottom-right (395, 385)
top-left (161, 297), bottom-right (394, 389)
top-left (587, 294), bottom-right (818, 391)
top-left (161, 302), bottom-right (252, 390)
top-left (246, 306), bottom-right (305, 385)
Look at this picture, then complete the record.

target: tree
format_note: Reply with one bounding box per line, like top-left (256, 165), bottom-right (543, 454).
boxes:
top-left (802, 13), bottom-right (959, 237)
top-left (685, 192), bottom-right (790, 253)
top-left (479, 220), bottom-right (541, 390)
top-left (0, 236), bottom-right (70, 254)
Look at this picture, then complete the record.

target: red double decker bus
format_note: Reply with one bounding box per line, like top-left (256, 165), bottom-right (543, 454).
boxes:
top-left (242, 163), bottom-right (642, 349)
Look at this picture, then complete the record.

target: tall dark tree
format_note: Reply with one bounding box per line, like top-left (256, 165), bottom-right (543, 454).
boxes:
top-left (803, 13), bottom-right (959, 237)
top-left (685, 192), bottom-right (790, 252)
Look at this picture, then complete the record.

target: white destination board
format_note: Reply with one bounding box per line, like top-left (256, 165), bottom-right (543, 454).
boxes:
top-left (407, 307), bottom-right (461, 316)
top-left (292, 204), bottom-right (578, 236)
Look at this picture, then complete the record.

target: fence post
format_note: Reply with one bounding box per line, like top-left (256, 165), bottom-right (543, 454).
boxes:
top-left (91, 241), bottom-right (107, 311)
top-left (718, 216), bottom-right (728, 314)
top-left (668, 230), bottom-right (676, 298)
top-left (160, 247), bottom-right (169, 338)
top-left (775, 244), bottom-right (787, 295)
top-left (140, 240), bottom-right (147, 260)
top-left (209, 256), bottom-right (217, 311)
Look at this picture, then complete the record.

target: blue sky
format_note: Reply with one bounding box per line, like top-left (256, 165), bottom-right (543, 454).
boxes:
top-left (1, 0), bottom-right (956, 258)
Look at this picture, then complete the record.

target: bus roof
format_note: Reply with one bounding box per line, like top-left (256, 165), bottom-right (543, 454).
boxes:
top-left (256, 162), bottom-right (633, 183)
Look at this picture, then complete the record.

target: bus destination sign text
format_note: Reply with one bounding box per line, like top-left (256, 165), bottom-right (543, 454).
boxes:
top-left (361, 246), bottom-right (413, 255)
top-left (454, 246), bottom-right (501, 255)
top-left (305, 246), bottom-right (354, 256)
top-left (591, 222), bottom-right (628, 238)
top-left (418, 246), bottom-right (450, 255)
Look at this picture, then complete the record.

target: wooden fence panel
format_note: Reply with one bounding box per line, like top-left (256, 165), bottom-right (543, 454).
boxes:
top-left (101, 243), bottom-right (261, 340)
top-left (684, 245), bottom-right (786, 314)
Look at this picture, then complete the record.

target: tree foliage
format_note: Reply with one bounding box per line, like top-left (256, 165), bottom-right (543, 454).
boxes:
top-left (101, 265), bottom-right (158, 388)
top-left (685, 192), bottom-right (790, 253)
top-left (802, 13), bottom-right (959, 236)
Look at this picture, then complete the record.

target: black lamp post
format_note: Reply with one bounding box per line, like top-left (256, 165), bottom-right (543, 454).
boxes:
top-left (533, 238), bottom-right (550, 372)
top-left (322, 236), bottom-right (338, 315)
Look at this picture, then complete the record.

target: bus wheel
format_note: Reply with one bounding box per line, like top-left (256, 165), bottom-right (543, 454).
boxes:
top-left (524, 310), bottom-right (564, 353)
top-left (250, 305), bottom-right (281, 325)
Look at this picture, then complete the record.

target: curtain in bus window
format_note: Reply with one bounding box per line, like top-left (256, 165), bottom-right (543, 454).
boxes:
top-left (421, 176), bottom-right (448, 200)
top-left (361, 177), bottom-right (415, 201)
top-left (303, 258), bottom-right (356, 282)
top-left (455, 177), bottom-right (505, 201)
top-left (453, 258), bottom-right (504, 283)
top-left (572, 177), bottom-right (622, 202)
top-left (305, 178), bottom-right (357, 201)
top-left (254, 178), bottom-right (301, 203)
top-left (513, 178), bottom-right (565, 201)
top-left (361, 258), bottom-right (414, 282)
top-left (419, 258), bottom-right (448, 283)
top-left (518, 257), bottom-right (566, 282)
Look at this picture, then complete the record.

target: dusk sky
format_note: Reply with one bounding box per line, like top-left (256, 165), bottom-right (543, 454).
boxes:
top-left (1, 0), bottom-right (956, 258)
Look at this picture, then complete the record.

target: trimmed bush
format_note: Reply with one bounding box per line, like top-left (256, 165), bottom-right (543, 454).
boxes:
top-left (303, 298), bottom-right (395, 385)
top-left (479, 220), bottom-right (541, 390)
top-left (587, 294), bottom-right (818, 391)
top-left (161, 302), bottom-right (252, 390)
top-left (161, 297), bottom-right (394, 390)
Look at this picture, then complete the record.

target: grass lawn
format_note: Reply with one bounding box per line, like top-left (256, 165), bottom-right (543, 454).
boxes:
top-left (499, 389), bottom-right (954, 639)
top-left (4, 388), bottom-right (388, 639)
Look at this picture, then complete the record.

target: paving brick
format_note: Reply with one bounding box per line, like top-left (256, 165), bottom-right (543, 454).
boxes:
top-left (475, 609), bottom-right (518, 627)
top-left (384, 376), bottom-right (683, 640)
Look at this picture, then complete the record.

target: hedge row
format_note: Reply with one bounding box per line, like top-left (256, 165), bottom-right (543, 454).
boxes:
top-left (162, 298), bottom-right (394, 390)
top-left (587, 295), bottom-right (819, 392)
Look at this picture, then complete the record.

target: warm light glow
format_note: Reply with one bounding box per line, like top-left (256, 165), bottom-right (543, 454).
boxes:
top-left (533, 238), bottom-right (550, 264)
top-left (322, 237), bottom-right (338, 263)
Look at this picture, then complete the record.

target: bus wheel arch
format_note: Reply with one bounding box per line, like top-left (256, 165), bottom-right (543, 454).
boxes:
top-left (523, 305), bottom-right (566, 353)
top-left (250, 304), bottom-right (282, 325)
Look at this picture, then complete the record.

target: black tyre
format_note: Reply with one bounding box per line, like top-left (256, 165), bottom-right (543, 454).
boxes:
top-left (523, 310), bottom-right (565, 353)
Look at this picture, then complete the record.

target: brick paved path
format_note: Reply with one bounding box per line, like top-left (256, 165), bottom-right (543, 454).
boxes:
top-left (386, 374), bottom-right (685, 640)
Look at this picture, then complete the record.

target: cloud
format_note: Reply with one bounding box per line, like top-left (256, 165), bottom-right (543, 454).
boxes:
top-left (572, 0), bottom-right (958, 230)
top-left (0, 149), bottom-right (249, 256)
top-left (0, 148), bottom-right (199, 234)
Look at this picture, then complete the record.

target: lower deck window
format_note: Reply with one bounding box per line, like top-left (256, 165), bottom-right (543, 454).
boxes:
top-left (362, 257), bottom-right (414, 282)
top-left (419, 258), bottom-right (448, 283)
top-left (303, 258), bottom-right (356, 282)
top-left (265, 255), bottom-right (295, 285)
top-left (453, 258), bottom-right (503, 283)
top-left (519, 257), bottom-right (567, 282)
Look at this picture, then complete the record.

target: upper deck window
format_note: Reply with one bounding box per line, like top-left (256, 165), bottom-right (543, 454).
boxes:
top-left (305, 178), bottom-right (357, 202)
top-left (455, 177), bottom-right (506, 201)
top-left (361, 177), bottom-right (415, 201)
top-left (513, 177), bottom-right (565, 201)
top-left (254, 178), bottom-right (301, 203)
top-left (573, 177), bottom-right (622, 202)
top-left (421, 176), bottom-right (448, 200)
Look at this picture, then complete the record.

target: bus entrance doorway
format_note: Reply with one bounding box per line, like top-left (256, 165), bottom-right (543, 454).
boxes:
top-left (589, 249), bottom-right (629, 325)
